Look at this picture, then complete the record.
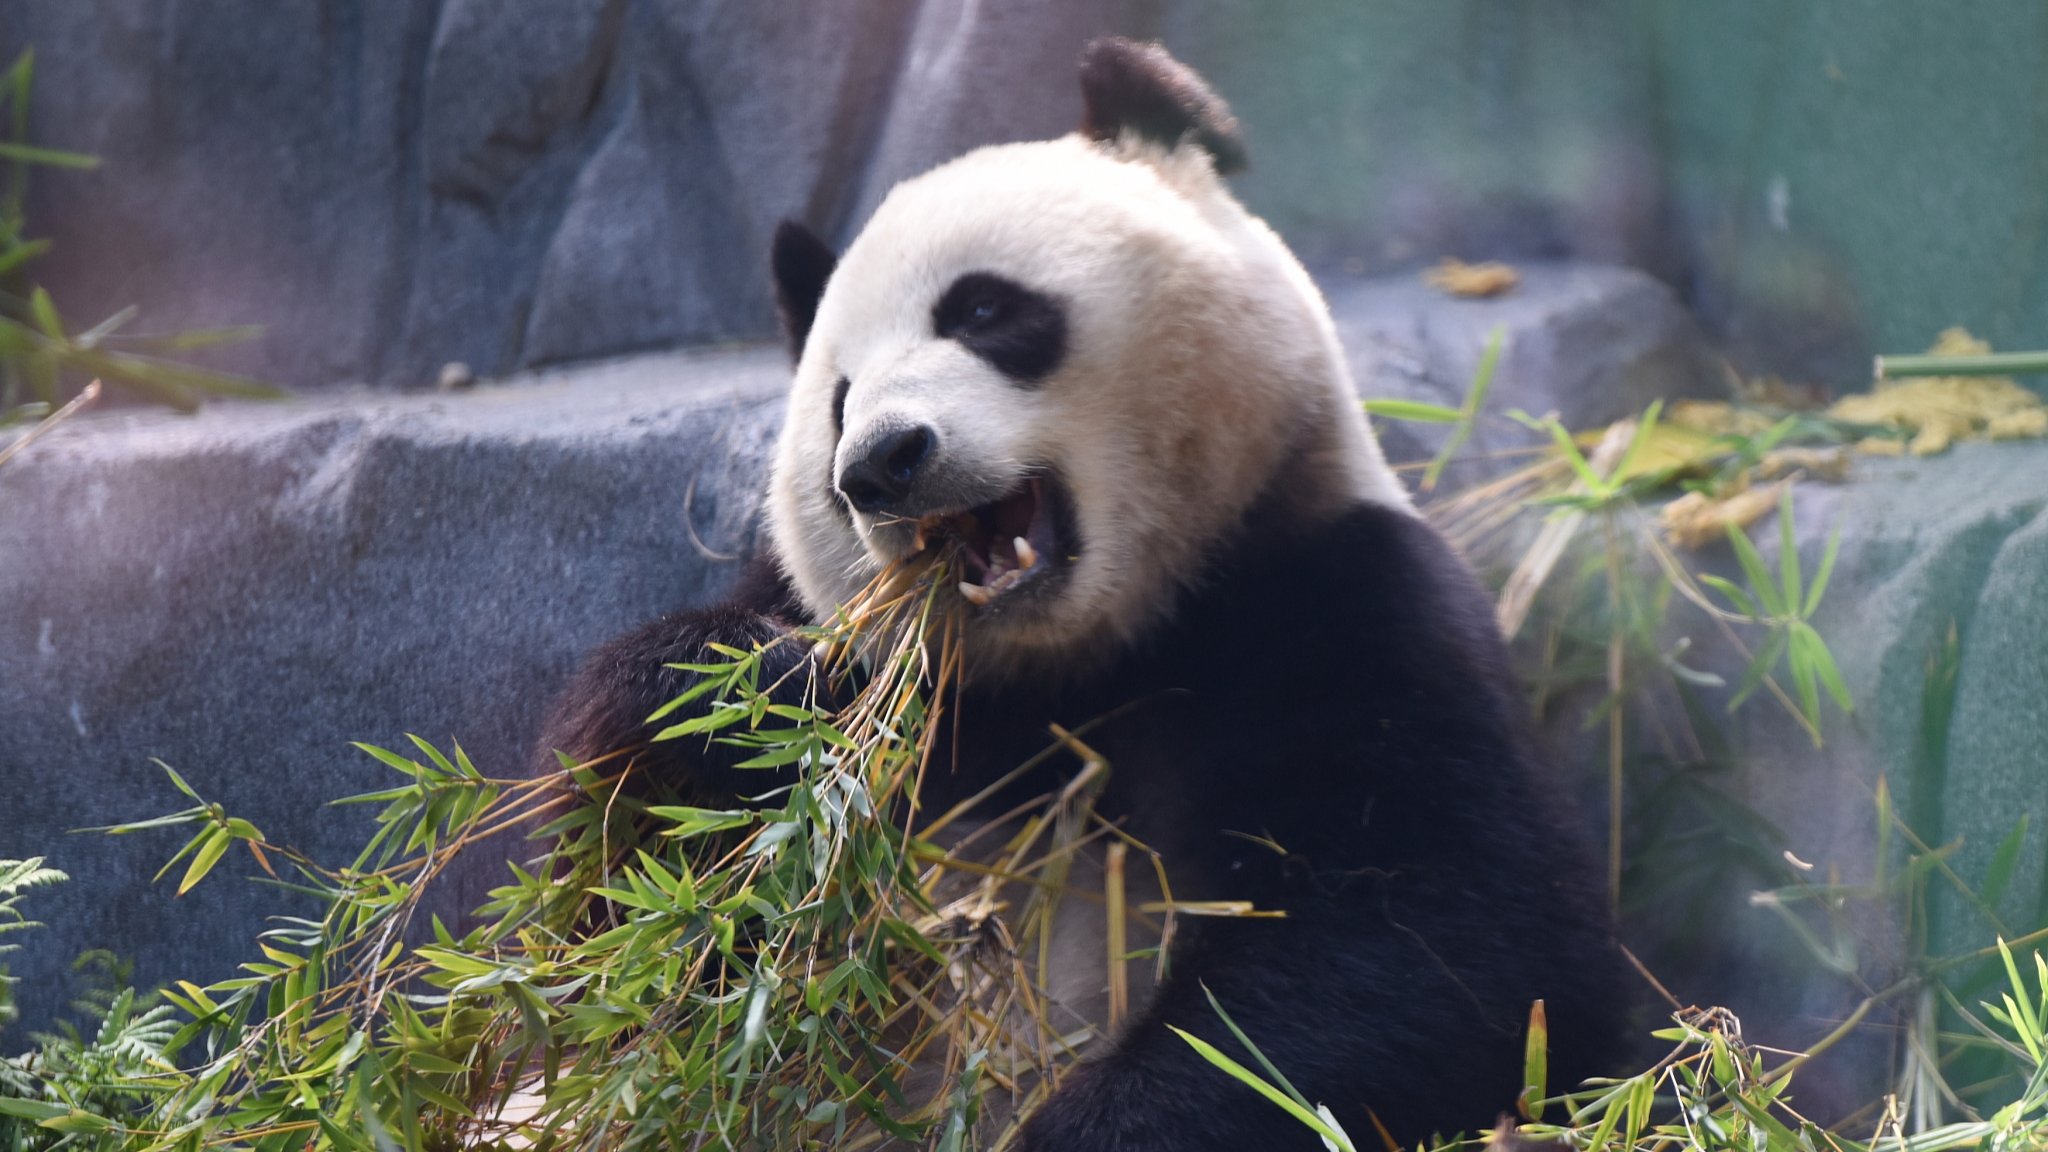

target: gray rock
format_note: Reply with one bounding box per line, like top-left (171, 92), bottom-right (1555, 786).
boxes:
top-left (1785, 445), bottom-right (2048, 958)
top-left (0, 347), bottom-right (788, 1036)
top-left (1326, 263), bottom-right (1725, 478)
top-left (521, 82), bottom-right (757, 365)
top-left (8, 0), bottom-right (1698, 392)
top-left (1613, 441), bottom-right (2048, 1112)
top-left (841, 0), bottom-right (1159, 232)
top-left (421, 0), bottom-right (628, 204)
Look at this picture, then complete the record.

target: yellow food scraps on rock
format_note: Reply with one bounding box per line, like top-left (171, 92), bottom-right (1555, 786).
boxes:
top-left (1661, 479), bottom-right (1791, 551)
top-left (1756, 445), bottom-right (1851, 482)
top-left (1422, 257), bottom-right (1519, 298)
top-left (1828, 327), bottom-right (2048, 456)
top-left (1667, 399), bottom-right (1782, 439)
top-left (1570, 420), bottom-right (1724, 483)
top-left (1734, 373), bottom-right (1829, 410)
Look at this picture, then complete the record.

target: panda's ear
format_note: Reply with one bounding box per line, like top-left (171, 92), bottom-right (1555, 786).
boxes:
top-left (1078, 38), bottom-right (1247, 175)
top-left (770, 220), bottom-right (838, 362)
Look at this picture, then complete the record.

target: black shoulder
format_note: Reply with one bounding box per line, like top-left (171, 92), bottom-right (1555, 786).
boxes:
top-left (727, 547), bottom-right (809, 623)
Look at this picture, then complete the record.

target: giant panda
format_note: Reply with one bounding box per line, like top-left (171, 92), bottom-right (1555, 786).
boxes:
top-left (542, 38), bottom-right (1627, 1151)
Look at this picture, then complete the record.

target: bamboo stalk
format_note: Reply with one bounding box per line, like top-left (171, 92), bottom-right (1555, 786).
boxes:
top-left (0, 378), bottom-right (99, 469)
top-left (1105, 841), bottom-right (1128, 1030)
top-left (1875, 350), bottom-right (2048, 378)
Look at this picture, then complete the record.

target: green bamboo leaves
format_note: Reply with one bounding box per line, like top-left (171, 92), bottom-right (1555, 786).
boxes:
top-left (92, 762), bottom-right (272, 895)
top-left (1698, 486), bottom-right (1853, 743)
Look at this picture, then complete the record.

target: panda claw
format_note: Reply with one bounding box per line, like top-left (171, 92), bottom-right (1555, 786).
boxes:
top-left (959, 581), bottom-right (994, 606)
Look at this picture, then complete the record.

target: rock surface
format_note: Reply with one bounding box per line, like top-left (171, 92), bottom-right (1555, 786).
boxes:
top-left (0, 348), bottom-right (788, 1033)
top-left (1636, 442), bottom-right (2048, 1110)
top-left (6, 0), bottom-right (1686, 392)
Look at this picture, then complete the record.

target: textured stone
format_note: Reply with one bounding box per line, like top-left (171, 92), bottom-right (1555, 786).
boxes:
top-left (1635, 442), bottom-right (2048, 1110)
top-left (842, 0), bottom-right (1159, 232)
top-left (1786, 446), bottom-right (2048, 955)
top-left (0, 348), bottom-right (788, 1035)
top-left (5, 0), bottom-right (1695, 392)
top-left (421, 0), bottom-right (628, 204)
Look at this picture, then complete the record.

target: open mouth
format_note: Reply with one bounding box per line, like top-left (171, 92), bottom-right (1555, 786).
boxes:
top-left (911, 474), bottom-right (1074, 609)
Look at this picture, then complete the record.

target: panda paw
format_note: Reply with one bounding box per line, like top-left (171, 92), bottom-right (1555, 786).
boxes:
top-left (537, 604), bottom-right (815, 802)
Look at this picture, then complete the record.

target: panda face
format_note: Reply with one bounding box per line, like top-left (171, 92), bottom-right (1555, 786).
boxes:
top-left (767, 134), bottom-right (1407, 678)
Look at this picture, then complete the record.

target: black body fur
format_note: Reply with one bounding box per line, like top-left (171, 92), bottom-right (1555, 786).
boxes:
top-left (539, 503), bottom-right (1627, 1149)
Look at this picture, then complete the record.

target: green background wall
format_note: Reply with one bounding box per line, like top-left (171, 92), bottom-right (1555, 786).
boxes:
top-left (1169, 0), bottom-right (2048, 391)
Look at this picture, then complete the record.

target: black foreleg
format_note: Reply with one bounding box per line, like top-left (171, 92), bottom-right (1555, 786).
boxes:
top-left (537, 559), bottom-right (823, 804)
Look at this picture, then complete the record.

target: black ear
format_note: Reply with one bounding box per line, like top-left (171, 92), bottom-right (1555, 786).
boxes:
top-left (1078, 38), bottom-right (1246, 175)
top-left (770, 220), bottom-right (837, 362)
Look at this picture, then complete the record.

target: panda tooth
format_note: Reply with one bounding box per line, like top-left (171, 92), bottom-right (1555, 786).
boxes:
top-left (1013, 536), bottom-right (1037, 570)
top-left (958, 581), bottom-right (994, 606)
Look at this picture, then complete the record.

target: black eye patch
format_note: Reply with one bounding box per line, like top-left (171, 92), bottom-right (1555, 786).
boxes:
top-left (931, 272), bottom-right (1068, 383)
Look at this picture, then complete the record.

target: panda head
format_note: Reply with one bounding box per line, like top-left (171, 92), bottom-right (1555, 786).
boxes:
top-left (765, 38), bottom-right (1409, 680)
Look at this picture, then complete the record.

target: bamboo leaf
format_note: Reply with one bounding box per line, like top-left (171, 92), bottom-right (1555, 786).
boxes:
top-left (1981, 815), bottom-right (2029, 913)
top-left (1362, 398), bottom-right (1461, 423)
top-left (1520, 999), bottom-right (1548, 1122)
top-left (27, 286), bottom-right (62, 339)
top-left (0, 1099), bottom-right (67, 1121)
top-left (1421, 326), bottom-right (1503, 491)
top-left (0, 140), bottom-right (98, 168)
top-left (1698, 573), bottom-right (1760, 619)
top-left (1610, 400), bottom-right (1665, 487)
top-left (2000, 937), bottom-right (2044, 1050)
top-left (1201, 983), bottom-right (1314, 1113)
top-left (1796, 622), bottom-right (1854, 713)
top-left (1727, 521), bottom-right (1787, 618)
top-left (1168, 1026), bottom-right (1354, 1151)
top-left (177, 826), bottom-right (234, 895)
top-left (1728, 628), bottom-right (1789, 711)
top-left (1778, 485), bottom-right (1801, 619)
top-left (1804, 527), bottom-right (1842, 617)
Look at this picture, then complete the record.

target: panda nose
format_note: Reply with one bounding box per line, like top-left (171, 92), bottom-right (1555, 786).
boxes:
top-left (837, 424), bottom-right (935, 514)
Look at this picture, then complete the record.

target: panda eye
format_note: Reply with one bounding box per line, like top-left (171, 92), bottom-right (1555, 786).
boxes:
top-left (931, 272), bottom-right (1069, 384)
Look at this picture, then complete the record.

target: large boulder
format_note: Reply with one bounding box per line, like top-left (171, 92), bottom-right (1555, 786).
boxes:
top-left (0, 348), bottom-right (788, 1034)
top-left (6, 0), bottom-right (1687, 392)
top-left (1611, 442), bottom-right (2048, 1112)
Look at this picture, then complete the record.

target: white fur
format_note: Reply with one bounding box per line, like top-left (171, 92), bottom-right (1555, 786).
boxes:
top-left (767, 131), bottom-right (1409, 676)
